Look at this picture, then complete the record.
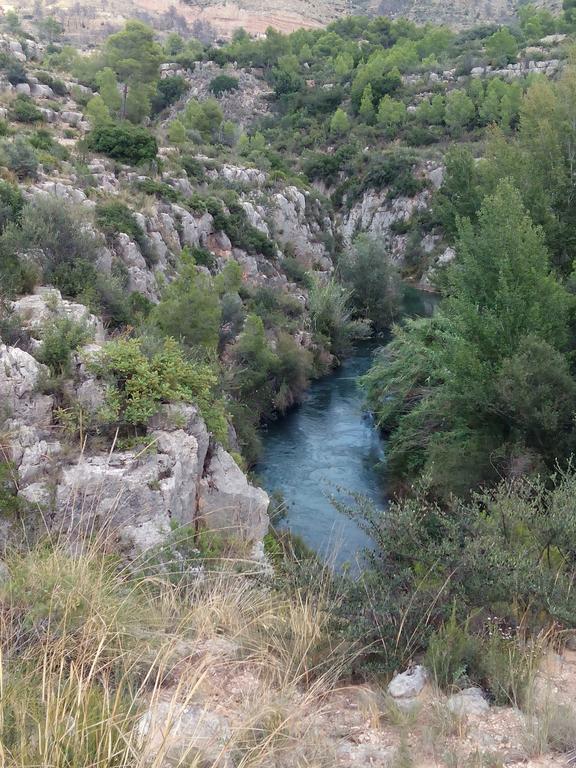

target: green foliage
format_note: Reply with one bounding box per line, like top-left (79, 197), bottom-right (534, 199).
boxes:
top-left (182, 97), bottom-right (223, 142)
top-left (444, 90), bottom-right (476, 136)
top-left (135, 178), bottom-right (180, 202)
top-left (432, 146), bottom-right (483, 238)
top-left (102, 20), bottom-right (162, 122)
top-left (485, 27), bottom-right (518, 66)
top-left (92, 337), bottom-right (227, 438)
top-left (342, 470), bottom-right (576, 676)
top-left (95, 67), bottom-right (121, 117)
top-left (86, 94), bottom-right (111, 126)
top-left (0, 196), bottom-right (103, 299)
top-left (10, 94), bottom-right (43, 124)
top-left (209, 74), bottom-right (239, 96)
top-left (0, 462), bottom-right (21, 518)
top-left (86, 121), bottom-right (157, 165)
top-left (152, 252), bottom-right (220, 351)
top-left (96, 200), bottom-right (144, 242)
top-left (340, 235), bottom-right (401, 331)
top-left (151, 75), bottom-right (187, 115)
top-left (365, 180), bottom-right (573, 496)
top-left (0, 180), bottom-right (23, 233)
top-left (329, 107), bottom-right (350, 136)
top-left (308, 277), bottom-right (369, 358)
top-left (377, 95), bottom-right (406, 135)
top-left (36, 317), bottom-right (91, 376)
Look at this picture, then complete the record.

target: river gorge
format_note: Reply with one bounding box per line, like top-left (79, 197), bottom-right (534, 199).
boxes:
top-left (257, 288), bottom-right (438, 567)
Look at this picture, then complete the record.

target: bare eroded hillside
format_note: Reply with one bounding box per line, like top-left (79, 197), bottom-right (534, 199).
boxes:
top-left (8, 0), bottom-right (564, 41)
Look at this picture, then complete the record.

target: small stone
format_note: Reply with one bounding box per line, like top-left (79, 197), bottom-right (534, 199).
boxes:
top-left (447, 687), bottom-right (490, 716)
top-left (388, 665), bottom-right (428, 699)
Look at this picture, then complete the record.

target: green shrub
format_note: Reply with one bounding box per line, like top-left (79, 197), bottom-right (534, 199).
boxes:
top-left (86, 121), bottom-right (157, 165)
top-left (0, 180), bottom-right (23, 232)
top-left (180, 155), bottom-right (205, 182)
top-left (150, 75), bottom-right (187, 115)
top-left (91, 337), bottom-right (227, 439)
top-left (152, 254), bottom-right (220, 351)
top-left (0, 196), bottom-right (102, 298)
top-left (96, 200), bottom-right (141, 241)
top-left (0, 461), bottom-right (21, 517)
top-left (10, 94), bottom-right (43, 123)
top-left (209, 74), bottom-right (239, 96)
top-left (36, 316), bottom-right (91, 376)
top-left (5, 58), bottom-right (27, 85)
top-left (1, 137), bottom-right (38, 179)
top-left (27, 128), bottom-right (55, 151)
top-left (135, 178), bottom-right (180, 202)
top-left (341, 471), bottom-right (576, 676)
top-left (281, 256), bottom-right (310, 286)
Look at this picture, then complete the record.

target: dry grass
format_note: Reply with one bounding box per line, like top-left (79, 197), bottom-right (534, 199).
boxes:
top-left (0, 536), bottom-right (351, 768)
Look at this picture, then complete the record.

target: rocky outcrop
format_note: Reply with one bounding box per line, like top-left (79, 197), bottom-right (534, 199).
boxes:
top-left (198, 446), bottom-right (269, 541)
top-left (0, 344), bottom-right (52, 427)
top-left (340, 188), bottom-right (431, 265)
top-left (447, 687), bottom-right (490, 716)
top-left (271, 186), bottom-right (332, 269)
top-left (0, 339), bottom-right (270, 556)
top-left (11, 287), bottom-right (105, 344)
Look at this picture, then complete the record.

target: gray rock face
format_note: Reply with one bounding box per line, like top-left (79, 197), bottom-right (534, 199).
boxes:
top-left (60, 110), bottom-right (83, 127)
top-left (340, 188), bottom-right (431, 265)
top-left (136, 701), bottom-right (232, 767)
top-left (271, 186), bottom-right (330, 268)
top-left (447, 687), bottom-right (490, 716)
top-left (0, 333), bottom-right (268, 557)
top-left (0, 344), bottom-right (53, 427)
top-left (53, 429), bottom-right (202, 554)
top-left (198, 446), bottom-right (269, 542)
top-left (388, 665), bottom-right (428, 699)
top-left (31, 83), bottom-right (54, 99)
top-left (11, 287), bottom-right (105, 344)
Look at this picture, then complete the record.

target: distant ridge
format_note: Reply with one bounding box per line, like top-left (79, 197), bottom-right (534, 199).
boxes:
top-left (10, 0), bottom-right (565, 40)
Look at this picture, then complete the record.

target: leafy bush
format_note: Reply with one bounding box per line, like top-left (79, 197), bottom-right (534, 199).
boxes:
top-left (36, 316), bottom-right (91, 376)
top-left (0, 461), bottom-right (21, 517)
top-left (0, 180), bottom-right (23, 232)
top-left (150, 75), bottom-right (187, 114)
top-left (1, 137), bottom-right (38, 178)
top-left (209, 74), bottom-right (239, 96)
top-left (92, 337), bottom-right (227, 439)
top-left (340, 234), bottom-right (401, 331)
top-left (95, 200), bottom-right (141, 241)
top-left (341, 471), bottom-right (576, 676)
top-left (86, 121), bottom-right (157, 165)
top-left (152, 254), bottom-right (220, 351)
top-left (5, 57), bottom-right (27, 85)
top-left (135, 178), bottom-right (180, 202)
top-left (308, 277), bottom-right (369, 358)
top-left (180, 155), bottom-right (205, 182)
top-left (0, 196), bottom-right (103, 299)
top-left (10, 94), bottom-right (43, 123)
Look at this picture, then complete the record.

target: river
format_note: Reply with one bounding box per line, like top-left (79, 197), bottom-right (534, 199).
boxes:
top-left (256, 287), bottom-right (438, 569)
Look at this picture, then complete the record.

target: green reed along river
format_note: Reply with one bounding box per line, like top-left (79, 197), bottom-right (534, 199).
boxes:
top-left (257, 288), bottom-right (438, 568)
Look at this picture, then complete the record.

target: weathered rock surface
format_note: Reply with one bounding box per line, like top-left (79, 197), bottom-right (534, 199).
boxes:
top-left (388, 665), bottom-right (428, 699)
top-left (0, 334), bottom-right (269, 557)
top-left (136, 700), bottom-right (232, 767)
top-left (198, 446), bottom-right (270, 541)
top-left (447, 687), bottom-right (490, 716)
top-left (0, 344), bottom-right (53, 427)
top-left (11, 287), bottom-right (105, 344)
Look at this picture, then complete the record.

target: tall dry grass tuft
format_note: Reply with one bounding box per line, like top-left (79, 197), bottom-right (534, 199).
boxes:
top-left (0, 533), bottom-right (353, 767)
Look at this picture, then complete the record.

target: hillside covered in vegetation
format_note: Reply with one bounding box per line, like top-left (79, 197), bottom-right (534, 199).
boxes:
top-left (2, 3), bottom-right (576, 766)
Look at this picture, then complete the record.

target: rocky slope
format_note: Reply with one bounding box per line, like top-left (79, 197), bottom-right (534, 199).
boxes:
top-left (7, 0), bottom-right (565, 41)
top-left (1, 288), bottom-right (270, 556)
